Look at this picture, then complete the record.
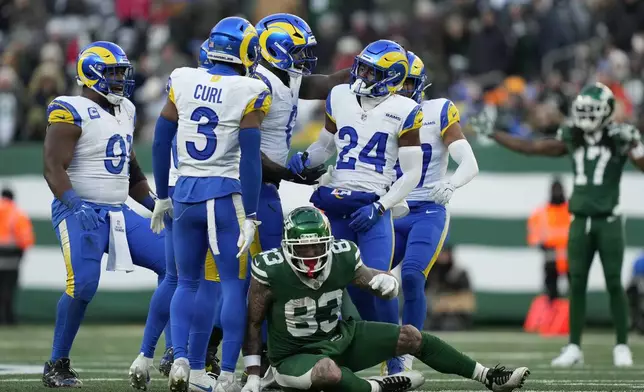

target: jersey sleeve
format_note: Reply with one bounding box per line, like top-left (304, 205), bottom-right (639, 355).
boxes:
top-left (166, 75), bottom-right (175, 104)
top-left (555, 125), bottom-right (571, 143)
top-left (251, 252), bottom-right (271, 286)
top-left (439, 100), bottom-right (460, 136)
top-left (243, 87), bottom-right (272, 116)
top-left (332, 240), bottom-right (363, 271)
top-left (400, 104), bottom-right (423, 136)
top-left (325, 90), bottom-right (335, 124)
top-left (47, 98), bottom-right (82, 127)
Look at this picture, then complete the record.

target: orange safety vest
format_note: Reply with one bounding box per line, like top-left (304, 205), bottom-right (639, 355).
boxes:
top-left (527, 203), bottom-right (570, 274)
top-left (0, 199), bottom-right (35, 250)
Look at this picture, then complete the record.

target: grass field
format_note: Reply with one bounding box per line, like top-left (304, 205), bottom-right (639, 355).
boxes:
top-left (0, 325), bottom-right (643, 392)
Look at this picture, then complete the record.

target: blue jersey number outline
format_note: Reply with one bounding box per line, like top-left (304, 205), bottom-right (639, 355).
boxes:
top-left (187, 106), bottom-right (219, 161)
top-left (105, 134), bottom-right (133, 175)
top-left (394, 142), bottom-right (432, 187)
top-left (336, 126), bottom-right (388, 174)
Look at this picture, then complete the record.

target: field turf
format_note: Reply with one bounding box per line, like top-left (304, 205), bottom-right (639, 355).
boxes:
top-left (0, 325), bottom-right (643, 391)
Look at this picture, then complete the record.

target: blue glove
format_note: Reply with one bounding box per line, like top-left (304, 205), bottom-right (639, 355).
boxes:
top-left (349, 203), bottom-right (381, 233)
top-left (287, 152), bottom-right (310, 174)
top-left (61, 189), bottom-right (104, 231)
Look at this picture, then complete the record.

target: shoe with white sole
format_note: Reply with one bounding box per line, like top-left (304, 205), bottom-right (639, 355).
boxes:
top-left (169, 358), bottom-right (191, 392)
top-left (614, 344), bottom-right (633, 367)
top-left (368, 370), bottom-right (425, 392)
top-left (214, 372), bottom-right (241, 392)
top-left (128, 353), bottom-right (152, 390)
top-left (551, 344), bottom-right (584, 367)
top-left (484, 365), bottom-right (530, 391)
top-left (189, 369), bottom-right (218, 392)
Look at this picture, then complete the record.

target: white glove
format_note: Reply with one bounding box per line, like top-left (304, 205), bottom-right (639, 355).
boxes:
top-left (428, 181), bottom-right (455, 205)
top-left (241, 374), bottom-right (260, 392)
top-left (369, 273), bottom-right (399, 298)
top-left (608, 123), bottom-right (641, 143)
top-left (237, 218), bottom-right (262, 258)
top-left (315, 165), bottom-right (334, 189)
top-left (391, 199), bottom-right (409, 219)
top-left (150, 198), bottom-right (173, 234)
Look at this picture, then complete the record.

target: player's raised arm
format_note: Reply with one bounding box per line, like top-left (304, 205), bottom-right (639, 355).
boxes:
top-left (242, 275), bottom-right (273, 378)
top-left (149, 87), bottom-right (179, 233)
top-left (352, 263), bottom-right (399, 300)
top-left (299, 68), bottom-right (351, 100)
top-left (491, 131), bottom-right (568, 157)
top-left (377, 106), bottom-right (423, 212)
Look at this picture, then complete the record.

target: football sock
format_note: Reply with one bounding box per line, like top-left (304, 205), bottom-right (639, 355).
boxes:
top-left (568, 273), bottom-right (587, 345)
top-left (51, 293), bottom-right (89, 361)
top-left (189, 280), bottom-right (218, 369)
top-left (219, 278), bottom-right (248, 372)
top-left (325, 367), bottom-right (371, 392)
top-left (401, 270), bottom-right (426, 330)
top-left (605, 274), bottom-right (629, 345)
top-left (415, 332), bottom-right (476, 378)
top-left (208, 326), bottom-right (223, 352)
top-left (140, 272), bottom-right (176, 358)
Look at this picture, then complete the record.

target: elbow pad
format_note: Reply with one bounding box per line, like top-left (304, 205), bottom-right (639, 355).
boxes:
top-left (378, 146), bottom-right (423, 210)
top-left (448, 139), bottom-right (478, 188)
top-left (306, 128), bottom-right (336, 167)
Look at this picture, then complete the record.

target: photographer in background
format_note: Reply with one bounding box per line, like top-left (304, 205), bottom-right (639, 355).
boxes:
top-left (527, 178), bottom-right (571, 301)
top-left (425, 244), bottom-right (475, 331)
top-left (0, 188), bottom-right (34, 325)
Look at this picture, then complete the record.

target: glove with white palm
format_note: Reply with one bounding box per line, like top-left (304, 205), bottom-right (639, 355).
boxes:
top-left (150, 198), bottom-right (173, 234)
top-left (369, 273), bottom-right (399, 299)
top-left (237, 218), bottom-right (262, 258)
top-left (428, 181), bottom-right (455, 205)
top-left (241, 375), bottom-right (260, 392)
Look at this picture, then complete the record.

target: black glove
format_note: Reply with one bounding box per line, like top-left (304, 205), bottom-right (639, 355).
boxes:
top-left (284, 164), bottom-right (327, 185)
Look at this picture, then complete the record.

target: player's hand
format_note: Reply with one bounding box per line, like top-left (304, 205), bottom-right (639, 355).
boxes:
top-left (428, 181), bottom-right (455, 205)
top-left (287, 152), bottom-right (310, 174)
top-left (288, 164), bottom-right (326, 185)
top-left (349, 203), bottom-right (380, 232)
top-left (73, 203), bottom-right (105, 231)
top-left (237, 217), bottom-right (262, 258)
top-left (369, 273), bottom-right (399, 298)
top-left (150, 198), bottom-right (173, 234)
top-left (469, 109), bottom-right (495, 137)
top-left (241, 374), bottom-right (260, 392)
top-left (608, 123), bottom-right (641, 143)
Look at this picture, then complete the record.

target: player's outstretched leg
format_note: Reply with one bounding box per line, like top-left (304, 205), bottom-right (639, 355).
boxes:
top-left (397, 325), bottom-right (530, 391)
top-left (43, 218), bottom-right (108, 388)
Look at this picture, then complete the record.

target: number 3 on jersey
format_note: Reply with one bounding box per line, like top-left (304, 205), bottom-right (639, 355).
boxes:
top-left (187, 106), bottom-right (219, 161)
top-left (336, 126), bottom-right (389, 174)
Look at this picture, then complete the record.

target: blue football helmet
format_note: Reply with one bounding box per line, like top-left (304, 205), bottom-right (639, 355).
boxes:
top-left (76, 41), bottom-right (134, 105)
top-left (256, 13), bottom-right (317, 75)
top-left (400, 51), bottom-right (427, 103)
top-left (207, 17), bottom-right (260, 76)
top-left (349, 40), bottom-right (408, 98)
top-left (198, 39), bottom-right (213, 70)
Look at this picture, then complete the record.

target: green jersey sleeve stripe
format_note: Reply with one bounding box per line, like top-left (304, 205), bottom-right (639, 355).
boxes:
top-left (355, 259), bottom-right (363, 270)
top-left (251, 262), bottom-right (268, 278)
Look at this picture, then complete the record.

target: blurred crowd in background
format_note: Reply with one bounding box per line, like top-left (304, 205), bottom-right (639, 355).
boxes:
top-left (0, 0), bottom-right (643, 147)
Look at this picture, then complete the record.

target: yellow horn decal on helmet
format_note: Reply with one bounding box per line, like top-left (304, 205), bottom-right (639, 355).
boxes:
top-left (76, 53), bottom-right (99, 88)
top-left (259, 27), bottom-right (280, 63)
top-left (268, 21), bottom-right (306, 46)
top-left (375, 50), bottom-right (407, 69)
top-left (83, 46), bottom-right (118, 65)
top-left (410, 57), bottom-right (424, 76)
top-left (239, 25), bottom-right (259, 68)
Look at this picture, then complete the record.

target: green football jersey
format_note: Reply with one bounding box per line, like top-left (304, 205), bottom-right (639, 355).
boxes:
top-left (251, 239), bottom-right (362, 363)
top-left (556, 122), bottom-right (633, 216)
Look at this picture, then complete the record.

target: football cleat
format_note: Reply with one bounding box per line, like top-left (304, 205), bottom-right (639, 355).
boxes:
top-left (169, 358), bottom-right (191, 392)
top-left (551, 344), bottom-right (584, 367)
top-left (368, 370), bottom-right (425, 392)
top-left (159, 347), bottom-right (174, 377)
top-left (189, 369), bottom-right (218, 392)
top-left (205, 349), bottom-right (221, 377)
top-left (42, 358), bottom-right (83, 388)
top-left (129, 353), bottom-right (153, 390)
top-left (214, 373), bottom-right (242, 392)
top-left (614, 344), bottom-right (633, 367)
top-left (386, 356), bottom-right (407, 375)
top-left (484, 365), bottom-right (530, 391)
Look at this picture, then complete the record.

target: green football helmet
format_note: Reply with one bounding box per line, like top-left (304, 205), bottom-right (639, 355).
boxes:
top-left (282, 206), bottom-right (333, 277)
top-left (570, 82), bottom-right (615, 133)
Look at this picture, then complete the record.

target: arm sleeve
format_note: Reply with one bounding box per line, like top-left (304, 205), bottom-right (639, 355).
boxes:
top-left (152, 116), bottom-right (178, 199)
top-left (239, 127), bottom-right (262, 216)
top-left (447, 139), bottom-right (478, 188)
top-left (306, 128), bottom-right (336, 167)
top-left (378, 146), bottom-right (423, 210)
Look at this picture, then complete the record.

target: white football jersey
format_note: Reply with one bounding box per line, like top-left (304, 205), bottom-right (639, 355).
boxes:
top-left (254, 64), bottom-right (301, 167)
top-left (326, 85), bottom-right (423, 193)
top-left (406, 98), bottom-right (460, 202)
top-left (168, 67), bottom-right (271, 180)
top-left (46, 95), bottom-right (136, 205)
